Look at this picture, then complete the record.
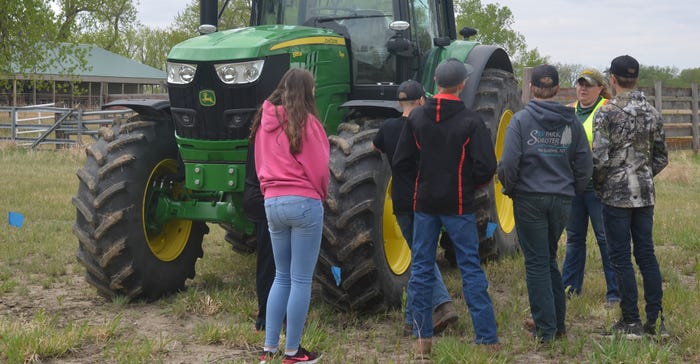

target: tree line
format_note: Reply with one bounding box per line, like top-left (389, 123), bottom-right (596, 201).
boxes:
top-left (2, 0), bottom-right (698, 88)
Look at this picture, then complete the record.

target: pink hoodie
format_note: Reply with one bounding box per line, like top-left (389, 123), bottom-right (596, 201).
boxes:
top-left (254, 100), bottom-right (330, 200)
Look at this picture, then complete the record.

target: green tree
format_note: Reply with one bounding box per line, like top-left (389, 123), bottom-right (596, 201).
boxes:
top-left (0, 0), bottom-right (85, 78)
top-left (173, 0), bottom-right (251, 33)
top-left (117, 0), bottom-right (252, 70)
top-left (555, 63), bottom-right (587, 88)
top-left (454, 0), bottom-right (548, 81)
top-left (55, 0), bottom-right (139, 55)
top-left (678, 68), bottom-right (700, 86)
top-left (636, 65), bottom-right (678, 88)
top-left (126, 27), bottom-right (190, 70)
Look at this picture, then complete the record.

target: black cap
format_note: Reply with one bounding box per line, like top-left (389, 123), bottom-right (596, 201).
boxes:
top-left (531, 64), bottom-right (559, 88)
top-left (610, 55), bottom-right (639, 78)
top-left (434, 58), bottom-right (474, 88)
top-left (397, 80), bottom-right (425, 101)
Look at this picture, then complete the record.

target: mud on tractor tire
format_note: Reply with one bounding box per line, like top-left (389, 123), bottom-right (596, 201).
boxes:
top-left (73, 115), bottom-right (208, 301)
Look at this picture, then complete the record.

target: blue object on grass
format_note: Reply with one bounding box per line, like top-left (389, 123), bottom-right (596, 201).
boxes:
top-left (486, 222), bottom-right (497, 238)
top-left (331, 266), bottom-right (341, 286)
top-left (8, 211), bottom-right (24, 228)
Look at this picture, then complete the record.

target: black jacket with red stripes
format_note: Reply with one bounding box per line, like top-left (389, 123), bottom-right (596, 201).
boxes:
top-left (393, 93), bottom-right (496, 215)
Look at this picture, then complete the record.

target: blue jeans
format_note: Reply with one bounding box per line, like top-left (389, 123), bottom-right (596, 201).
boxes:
top-left (513, 193), bottom-right (570, 342)
top-left (602, 205), bottom-right (662, 324)
top-left (408, 212), bottom-right (498, 344)
top-left (395, 213), bottom-right (452, 326)
top-left (263, 196), bottom-right (323, 352)
top-left (562, 191), bottom-right (619, 301)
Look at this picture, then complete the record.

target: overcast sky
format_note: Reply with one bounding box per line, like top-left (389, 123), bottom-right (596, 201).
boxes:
top-left (135, 0), bottom-right (698, 70)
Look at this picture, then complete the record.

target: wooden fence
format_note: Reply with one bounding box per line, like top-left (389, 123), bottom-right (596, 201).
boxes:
top-left (522, 68), bottom-right (700, 151)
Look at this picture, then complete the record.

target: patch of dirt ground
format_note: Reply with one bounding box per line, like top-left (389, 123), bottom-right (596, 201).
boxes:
top-left (0, 274), bottom-right (248, 363)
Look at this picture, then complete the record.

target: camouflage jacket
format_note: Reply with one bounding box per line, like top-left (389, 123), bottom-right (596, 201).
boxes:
top-left (592, 90), bottom-right (668, 207)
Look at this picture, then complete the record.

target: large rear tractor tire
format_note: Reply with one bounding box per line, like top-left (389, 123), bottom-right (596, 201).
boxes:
top-left (73, 115), bottom-right (208, 301)
top-left (473, 68), bottom-right (521, 259)
top-left (316, 120), bottom-right (411, 313)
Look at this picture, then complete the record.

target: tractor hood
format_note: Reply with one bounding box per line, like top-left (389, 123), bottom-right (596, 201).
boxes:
top-left (167, 25), bottom-right (345, 62)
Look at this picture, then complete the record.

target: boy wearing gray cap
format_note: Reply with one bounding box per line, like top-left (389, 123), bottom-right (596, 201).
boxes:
top-left (394, 58), bottom-right (499, 361)
top-left (373, 80), bottom-right (458, 338)
top-left (593, 55), bottom-right (669, 339)
top-left (498, 64), bottom-right (592, 343)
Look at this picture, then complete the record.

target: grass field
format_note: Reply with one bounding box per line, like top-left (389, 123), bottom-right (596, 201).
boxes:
top-left (0, 143), bottom-right (698, 363)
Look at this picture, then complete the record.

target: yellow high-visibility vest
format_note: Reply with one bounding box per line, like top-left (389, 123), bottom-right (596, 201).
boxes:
top-left (572, 98), bottom-right (608, 147)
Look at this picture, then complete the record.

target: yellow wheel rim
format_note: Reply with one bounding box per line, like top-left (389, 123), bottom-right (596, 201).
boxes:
top-left (494, 109), bottom-right (515, 234)
top-left (143, 159), bottom-right (193, 262)
top-left (383, 178), bottom-right (411, 275)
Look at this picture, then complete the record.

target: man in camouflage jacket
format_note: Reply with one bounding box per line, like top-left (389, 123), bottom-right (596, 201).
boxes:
top-left (592, 55), bottom-right (669, 338)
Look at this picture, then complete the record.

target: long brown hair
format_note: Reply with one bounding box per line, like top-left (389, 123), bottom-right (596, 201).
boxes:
top-left (249, 68), bottom-right (319, 154)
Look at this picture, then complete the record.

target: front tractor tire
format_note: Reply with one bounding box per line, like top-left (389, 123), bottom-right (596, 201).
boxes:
top-left (73, 116), bottom-right (208, 301)
top-left (317, 120), bottom-right (411, 313)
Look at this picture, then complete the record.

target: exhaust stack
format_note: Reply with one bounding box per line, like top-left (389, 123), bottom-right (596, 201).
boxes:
top-left (199, 0), bottom-right (218, 34)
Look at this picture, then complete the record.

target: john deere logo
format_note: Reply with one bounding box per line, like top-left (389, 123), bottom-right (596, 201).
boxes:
top-left (199, 90), bottom-right (216, 107)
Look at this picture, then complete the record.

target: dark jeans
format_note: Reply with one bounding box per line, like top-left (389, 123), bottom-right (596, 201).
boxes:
top-left (395, 213), bottom-right (452, 325)
top-left (409, 212), bottom-right (498, 344)
top-left (562, 191), bottom-right (619, 301)
top-left (513, 193), bottom-right (571, 342)
top-left (255, 220), bottom-right (275, 330)
top-left (602, 205), bottom-right (662, 324)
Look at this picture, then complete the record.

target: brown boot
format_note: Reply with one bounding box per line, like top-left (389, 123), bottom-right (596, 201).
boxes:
top-left (413, 338), bottom-right (432, 363)
top-left (433, 301), bottom-right (458, 335)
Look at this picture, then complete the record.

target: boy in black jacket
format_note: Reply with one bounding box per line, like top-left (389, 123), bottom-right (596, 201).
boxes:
top-left (373, 80), bottom-right (458, 336)
top-left (394, 58), bottom-right (499, 360)
top-left (242, 141), bottom-right (275, 331)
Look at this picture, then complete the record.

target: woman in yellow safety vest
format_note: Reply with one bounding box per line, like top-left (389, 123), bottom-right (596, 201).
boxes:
top-left (561, 68), bottom-right (621, 307)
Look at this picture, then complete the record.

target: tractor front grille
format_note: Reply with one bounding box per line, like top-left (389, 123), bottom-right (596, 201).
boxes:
top-left (168, 54), bottom-right (289, 140)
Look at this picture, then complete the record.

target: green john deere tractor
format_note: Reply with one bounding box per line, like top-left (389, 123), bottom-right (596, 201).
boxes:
top-left (73, 0), bottom-right (520, 312)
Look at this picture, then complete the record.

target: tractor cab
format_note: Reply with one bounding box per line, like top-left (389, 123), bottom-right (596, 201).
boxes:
top-left (250, 0), bottom-right (458, 100)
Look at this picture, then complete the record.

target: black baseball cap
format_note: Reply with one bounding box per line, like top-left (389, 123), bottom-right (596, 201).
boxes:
top-left (434, 58), bottom-right (474, 88)
top-left (531, 64), bottom-right (559, 88)
top-left (397, 80), bottom-right (425, 101)
top-left (610, 55), bottom-right (639, 78)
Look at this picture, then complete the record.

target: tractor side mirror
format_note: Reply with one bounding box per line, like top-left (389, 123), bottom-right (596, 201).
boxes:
top-left (387, 21), bottom-right (415, 57)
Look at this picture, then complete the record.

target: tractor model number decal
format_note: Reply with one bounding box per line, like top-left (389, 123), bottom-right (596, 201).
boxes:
top-left (199, 90), bottom-right (216, 107)
top-left (270, 36), bottom-right (346, 51)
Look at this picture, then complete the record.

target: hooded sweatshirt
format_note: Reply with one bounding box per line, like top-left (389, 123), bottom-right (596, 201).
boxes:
top-left (497, 99), bottom-right (592, 198)
top-left (393, 94), bottom-right (496, 215)
top-left (254, 100), bottom-right (330, 201)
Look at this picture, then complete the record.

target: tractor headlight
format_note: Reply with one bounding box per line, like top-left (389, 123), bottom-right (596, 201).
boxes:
top-left (215, 60), bottom-right (264, 84)
top-left (167, 62), bottom-right (198, 84)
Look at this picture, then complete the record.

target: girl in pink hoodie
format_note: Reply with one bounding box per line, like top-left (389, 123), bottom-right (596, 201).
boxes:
top-left (250, 68), bottom-right (329, 364)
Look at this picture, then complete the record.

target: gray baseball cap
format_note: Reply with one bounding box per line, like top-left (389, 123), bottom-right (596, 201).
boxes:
top-left (434, 58), bottom-right (474, 88)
